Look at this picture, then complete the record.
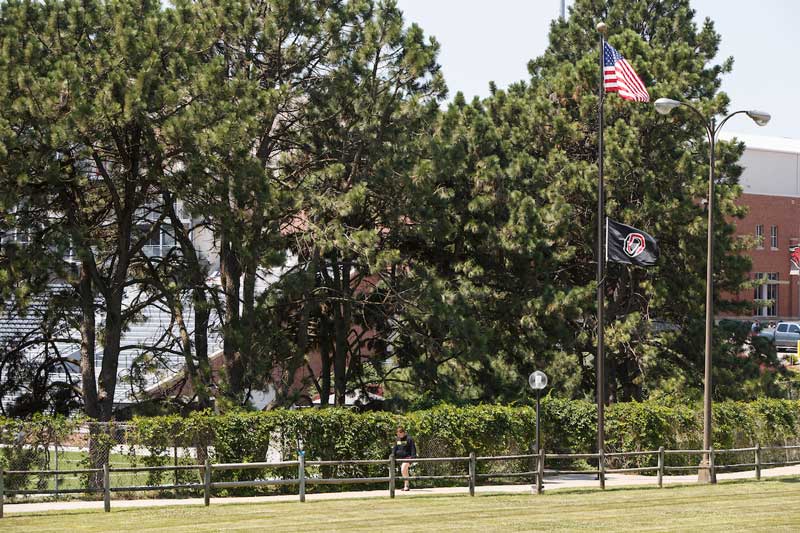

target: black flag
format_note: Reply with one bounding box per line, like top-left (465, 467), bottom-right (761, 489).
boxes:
top-left (606, 218), bottom-right (659, 266)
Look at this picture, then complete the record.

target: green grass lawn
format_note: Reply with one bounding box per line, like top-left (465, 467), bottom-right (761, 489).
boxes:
top-left (3, 479), bottom-right (800, 532)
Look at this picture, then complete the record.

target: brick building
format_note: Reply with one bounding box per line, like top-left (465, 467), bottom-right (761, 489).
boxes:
top-left (724, 132), bottom-right (800, 319)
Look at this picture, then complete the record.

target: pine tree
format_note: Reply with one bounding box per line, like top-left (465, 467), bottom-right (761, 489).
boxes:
top-left (282, 0), bottom-right (446, 406)
top-left (0, 0), bottom-right (227, 418)
top-left (389, 0), bottom-right (780, 403)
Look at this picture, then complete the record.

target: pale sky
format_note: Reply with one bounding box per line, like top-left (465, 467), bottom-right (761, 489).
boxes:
top-left (396, 0), bottom-right (799, 139)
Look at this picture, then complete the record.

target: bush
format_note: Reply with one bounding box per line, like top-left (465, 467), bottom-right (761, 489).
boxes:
top-left (4, 399), bottom-right (800, 488)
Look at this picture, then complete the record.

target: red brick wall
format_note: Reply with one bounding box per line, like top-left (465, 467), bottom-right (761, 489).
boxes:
top-left (730, 193), bottom-right (800, 318)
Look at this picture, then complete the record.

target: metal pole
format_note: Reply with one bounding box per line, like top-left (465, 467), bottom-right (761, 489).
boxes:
top-left (1, 467), bottom-right (4, 519)
top-left (203, 457), bottom-right (211, 506)
top-left (389, 454), bottom-right (396, 498)
top-left (657, 446), bottom-right (664, 488)
top-left (298, 451), bottom-right (306, 503)
top-left (598, 448), bottom-right (606, 490)
top-left (54, 443), bottom-right (59, 499)
top-left (174, 446), bottom-right (179, 487)
top-left (560, 0), bottom-right (566, 19)
top-left (596, 21), bottom-right (607, 464)
top-left (535, 389), bottom-right (541, 453)
top-left (103, 461), bottom-right (111, 513)
top-left (709, 447), bottom-right (717, 484)
top-left (536, 449), bottom-right (545, 495)
top-left (755, 443), bottom-right (761, 480)
top-left (469, 452), bottom-right (476, 497)
top-left (700, 120), bottom-right (716, 483)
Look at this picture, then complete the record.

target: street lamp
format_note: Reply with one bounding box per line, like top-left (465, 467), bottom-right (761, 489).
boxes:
top-left (528, 370), bottom-right (548, 454)
top-left (654, 97), bottom-right (770, 483)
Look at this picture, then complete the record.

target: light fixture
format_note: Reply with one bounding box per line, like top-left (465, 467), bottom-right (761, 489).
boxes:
top-left (654, 98), bottom-right (681, 115)
top-left (746, 110), bottom-right (771, 127)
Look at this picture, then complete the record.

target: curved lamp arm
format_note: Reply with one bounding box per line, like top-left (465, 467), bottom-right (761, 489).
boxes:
top-left (655, 98), bottom-right (713, 143)
top-left (654, 97), bottom-right (770, 141)
top-left (715, 110), bottom-right (750, 139)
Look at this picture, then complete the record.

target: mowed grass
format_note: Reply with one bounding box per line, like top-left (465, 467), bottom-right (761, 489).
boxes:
top-left (4, 479), bottom-right (800, 532)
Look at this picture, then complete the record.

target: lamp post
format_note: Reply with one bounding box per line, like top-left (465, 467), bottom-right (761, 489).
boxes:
top-left (528, 371), bottom-right (548, 453)
top-left (654, 98), bottom-right (770, 482)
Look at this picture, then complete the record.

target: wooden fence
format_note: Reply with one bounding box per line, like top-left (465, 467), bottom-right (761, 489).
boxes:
top-left (2, 443), bottom-right (800, 518)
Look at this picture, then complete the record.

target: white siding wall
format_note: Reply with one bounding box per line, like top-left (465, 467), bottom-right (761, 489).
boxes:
top-left (721, 132), bottom-right (800, 198)
top-left (738, 149), bottom-right (800, 197)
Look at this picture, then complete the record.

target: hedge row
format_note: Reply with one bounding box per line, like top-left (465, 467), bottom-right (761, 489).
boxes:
top-left (3, 399), bottom-right (800, 493)
top-left (3, 398), bottom-right (800, 462)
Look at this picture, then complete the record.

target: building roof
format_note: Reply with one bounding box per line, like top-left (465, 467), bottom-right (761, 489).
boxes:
top-left (1, 287), bottom-right (224, 408)
top-left (720, 132), bottom-right (800, 156)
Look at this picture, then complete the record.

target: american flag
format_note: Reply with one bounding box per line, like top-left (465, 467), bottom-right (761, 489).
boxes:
top-left (603, 42), bottom-right (649, 102)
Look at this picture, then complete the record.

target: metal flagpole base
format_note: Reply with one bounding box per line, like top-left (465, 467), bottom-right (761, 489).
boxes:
top-left (697, 459), bottom-right (712, 483)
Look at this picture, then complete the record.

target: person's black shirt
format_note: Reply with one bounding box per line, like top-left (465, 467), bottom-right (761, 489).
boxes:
top-left (393, 435), bottom-right (416, 459)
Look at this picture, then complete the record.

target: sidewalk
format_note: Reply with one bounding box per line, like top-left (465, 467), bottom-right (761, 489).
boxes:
top-left (4, 464), bottom-right (799, 515)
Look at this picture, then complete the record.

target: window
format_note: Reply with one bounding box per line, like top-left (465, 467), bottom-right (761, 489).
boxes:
top-left (0, 205), bottom-right (32, 246)
top-left (140, 224), bottom-right (176, 257)
top-left (754, 272), bottom-right (764, 301)
top-left (771, 225), bottom-right (778, 249)
top-left (767, 273), bottom-right (779, 315)
top-left (755, 225), bottom-right (764, 248)
top-left (7, 227), bottom-right (30, 245)
top-left (754, 272), bottom-right (779, 317)
top-left (65, 240), bottom-right (76, 261)
top-left (790, 325), bottom-right (800, 334)
top-left (778, 323), bottom-right (788, 333)
top-left (767, 273), bottom-right (779, 316)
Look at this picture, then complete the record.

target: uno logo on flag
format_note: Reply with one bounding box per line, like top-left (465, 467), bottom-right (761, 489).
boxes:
top-left (624, 233), bottom-right (646, 258)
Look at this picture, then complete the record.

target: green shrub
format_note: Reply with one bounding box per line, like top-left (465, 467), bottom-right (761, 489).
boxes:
top-left (4, 399), bottom-right (800, 490)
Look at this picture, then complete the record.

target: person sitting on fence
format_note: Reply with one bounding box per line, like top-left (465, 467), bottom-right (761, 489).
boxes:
top-left (393, 425), bottom-right (417, 491)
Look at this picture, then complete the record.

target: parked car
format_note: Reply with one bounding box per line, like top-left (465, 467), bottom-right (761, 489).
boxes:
top-left (758, 322), bottom-right (800, 351)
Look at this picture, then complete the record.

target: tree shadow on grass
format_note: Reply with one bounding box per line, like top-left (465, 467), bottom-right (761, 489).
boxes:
top-left (773, 477), bottom-right (800, 484)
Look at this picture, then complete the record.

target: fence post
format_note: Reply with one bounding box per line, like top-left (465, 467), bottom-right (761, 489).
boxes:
top-left (103, 461), bottom-right (111, 513)
top-left (298, 451), bottom-right (306, 503)
top-left (203, 457), bottom-right (211, 506)
top-left (536, 449), bottom-right (544, 495)
top-left (54, 443), bottom-right (60, 499)
top-left (174, 446), bottom-right (179, 487)
top-left (709, 447), bottom-right (716, 484)
top-left (469, 452), bottom-right (476, 497)
top-left (657, 446), bottom-right (664, 488)
top-left (389, 454), bottom-right (396, 499)
top-left (755, 443), bottom-right (762, 481)
top-left (598, 448), bottom-right (606, 490)
top-left (1, 467), bottom-right (4, 519)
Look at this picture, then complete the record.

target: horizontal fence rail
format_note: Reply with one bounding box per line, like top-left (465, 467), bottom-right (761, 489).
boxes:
top-left (1, 443), bottom-right (800, 518)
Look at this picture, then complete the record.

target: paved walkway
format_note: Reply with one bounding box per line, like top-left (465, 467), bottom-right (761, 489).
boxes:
top-left (3, 465), bottom-right (799, 515)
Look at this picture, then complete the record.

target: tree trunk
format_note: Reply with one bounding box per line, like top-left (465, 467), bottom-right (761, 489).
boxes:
top-left (320, 323), bottom-right (331, 407)
top-left (220, 229), bottom-right (244, 398)
top-left (622, 356), bottom-right (643, 401)
top-left (172, 298), bottom-right (201, 401)
top-left (87, 422), bottom-right (110, 490)
top-left (607, 355), bottom-right (618, 405)
top-left (331, 254), bottom-right (349, 406)
top-left (79, 264), bottom-right (99, 420)
top-left (163, 196), bottom-right (213, 409)
top-left (282, 248), bottom-right (319, 404)
top-left (97, 289), bottom-right (123, 421)
top-left (193, 290), bottom-right (213, 409)
top-left (240, 253), bottom-right (257, 388)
